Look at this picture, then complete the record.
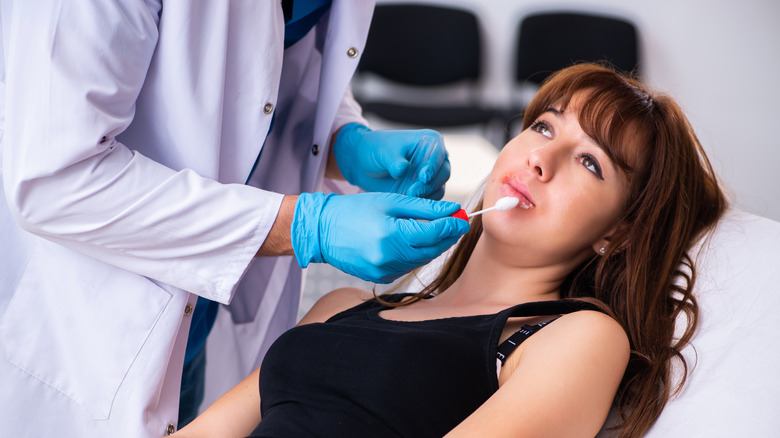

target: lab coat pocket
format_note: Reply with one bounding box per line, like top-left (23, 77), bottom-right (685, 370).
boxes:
top-left (0, 240), bottom-right (172, 420)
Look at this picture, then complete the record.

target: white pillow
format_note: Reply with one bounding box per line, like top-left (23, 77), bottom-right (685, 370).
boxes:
top-left (601, 209), bottom-right (780, 436)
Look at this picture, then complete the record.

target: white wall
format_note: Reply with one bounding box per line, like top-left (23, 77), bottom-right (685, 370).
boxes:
top-left (377, 0), bottom-right (780, 221)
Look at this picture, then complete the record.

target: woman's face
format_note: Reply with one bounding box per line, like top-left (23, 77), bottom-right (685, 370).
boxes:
top-left (481, 97), bottom-right (635, 267)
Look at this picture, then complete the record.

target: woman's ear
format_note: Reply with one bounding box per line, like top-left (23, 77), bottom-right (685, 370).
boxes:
top-left (592, 223), bottom-right (626, 256)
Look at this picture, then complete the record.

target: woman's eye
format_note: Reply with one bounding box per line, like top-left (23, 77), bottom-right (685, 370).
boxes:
top-left (530, 120), bottom-right (552, 138)
top-left (579, 154), bottom-right (604, 180)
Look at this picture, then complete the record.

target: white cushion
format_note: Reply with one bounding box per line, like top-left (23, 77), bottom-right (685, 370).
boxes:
top-left (601, 209), bottom-right (780, 436)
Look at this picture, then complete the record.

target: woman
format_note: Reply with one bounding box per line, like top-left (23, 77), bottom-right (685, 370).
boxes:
top-left (173, 63), bottom-right (726, 438)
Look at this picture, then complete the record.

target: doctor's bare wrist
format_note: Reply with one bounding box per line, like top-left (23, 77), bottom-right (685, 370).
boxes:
top-left (256, 195), bottom-right (297, 257)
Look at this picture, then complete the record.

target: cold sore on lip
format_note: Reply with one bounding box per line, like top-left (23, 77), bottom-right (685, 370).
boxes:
top-left (502, 177), bottom-right (535, 209)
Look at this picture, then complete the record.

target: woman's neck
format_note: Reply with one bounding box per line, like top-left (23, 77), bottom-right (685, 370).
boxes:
top-left (436, 238), bottom-right (571, 309)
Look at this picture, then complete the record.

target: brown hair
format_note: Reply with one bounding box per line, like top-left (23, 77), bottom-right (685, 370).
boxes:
top-left (380, 63), bottom-right (727, 436)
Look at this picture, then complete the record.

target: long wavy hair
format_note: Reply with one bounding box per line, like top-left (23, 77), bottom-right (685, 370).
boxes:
top-left (379, 63), bottom-right (727, 437)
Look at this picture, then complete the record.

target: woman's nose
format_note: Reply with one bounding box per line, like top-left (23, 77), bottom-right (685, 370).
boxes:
top-left (527, 145), bottom-right (556, 182)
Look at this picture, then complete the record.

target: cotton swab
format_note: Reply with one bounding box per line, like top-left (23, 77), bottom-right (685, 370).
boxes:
top-left (467, 196), bottom-right (521, 217)
top-left (450, 196), bottom-right (526, 221)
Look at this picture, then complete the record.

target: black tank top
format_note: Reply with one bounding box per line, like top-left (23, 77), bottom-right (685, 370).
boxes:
top-left (250, 294), bottom-right (599, 438)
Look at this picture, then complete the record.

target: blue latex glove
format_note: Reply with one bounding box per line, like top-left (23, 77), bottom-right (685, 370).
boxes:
top-left (333, 123), bottom-right (451, 200)
top-left (291, 192), bottom-right (470, 283)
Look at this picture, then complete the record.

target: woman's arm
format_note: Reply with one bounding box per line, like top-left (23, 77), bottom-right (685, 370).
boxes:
top-left (446, 310), bottom-right (630, 438)
top-left (172, 368), bottom-right (261, 438)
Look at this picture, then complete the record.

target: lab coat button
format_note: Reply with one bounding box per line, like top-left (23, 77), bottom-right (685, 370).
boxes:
top-left (166, 423), bottom-right (176, 435)
top-left (311, 144), bottom-right (319, 156)
top-left (184, 304), bottom-right (193, 316)
top-left (263, 102), bottom-right (274, 114)
top-left (347, 47), bottom-right (358, 58)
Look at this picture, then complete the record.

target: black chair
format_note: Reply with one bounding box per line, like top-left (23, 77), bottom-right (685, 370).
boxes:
top-left (506, 11), bottom-right (640, 139)
top-left (354, 4), bottom-right (502, 138)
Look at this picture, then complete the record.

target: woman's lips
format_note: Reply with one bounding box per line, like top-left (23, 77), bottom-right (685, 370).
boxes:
top-left (501, 176), bottom-right (535, 209)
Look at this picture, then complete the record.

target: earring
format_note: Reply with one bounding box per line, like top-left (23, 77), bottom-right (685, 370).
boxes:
top-left (599, 247), bottom-right (606, 255)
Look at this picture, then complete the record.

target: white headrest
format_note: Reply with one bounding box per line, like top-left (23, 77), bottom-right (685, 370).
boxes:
top-left (601, 209), bottom-right (780, 436)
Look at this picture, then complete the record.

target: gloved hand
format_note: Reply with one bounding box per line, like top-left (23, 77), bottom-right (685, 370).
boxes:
top-left (333, 123), bottom-right (451, 200)
top-left (291, 192), bottom-right (470, 283)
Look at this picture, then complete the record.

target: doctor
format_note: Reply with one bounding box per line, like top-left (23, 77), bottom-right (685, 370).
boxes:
top-left (0, 1), bottom-right (468, 437)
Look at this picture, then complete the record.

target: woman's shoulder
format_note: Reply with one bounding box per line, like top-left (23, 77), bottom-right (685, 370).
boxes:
top-left (501, 309), bottom-right (629, 385)
top-left (489, 309), bottom-right (630, 434)
top-left (458, 309), bottom-right (630, 437)
top-left (539, 309), bottom-right (629, 359)
top-left (556, 308), bottom-right (625, 333)
top-left (297, 287), bottom-right (375, 325)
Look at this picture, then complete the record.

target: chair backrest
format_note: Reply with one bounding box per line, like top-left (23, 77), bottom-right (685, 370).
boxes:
top-left (516, 11), bottom-right (639, 86)
top-left (358, 4), bottom-right (482, 87)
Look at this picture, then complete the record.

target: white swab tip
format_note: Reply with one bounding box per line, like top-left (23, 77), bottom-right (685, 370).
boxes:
top-left (494, 196), bottom-right (520, 211)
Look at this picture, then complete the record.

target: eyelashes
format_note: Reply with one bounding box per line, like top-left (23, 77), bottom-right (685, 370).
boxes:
top-left (530, 120), bottom-right (552, 138)
top-left (578, 153), bottom-right (604, 180)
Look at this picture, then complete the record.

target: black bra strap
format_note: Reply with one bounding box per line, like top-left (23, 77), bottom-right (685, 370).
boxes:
top-left (496, 318), bottom-right (559, 366)
top-left (496, 300), bottom-right (603, 367)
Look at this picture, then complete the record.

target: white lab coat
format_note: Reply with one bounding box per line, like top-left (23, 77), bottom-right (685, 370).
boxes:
top-left (0, 1), bottom-right (373, 436)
